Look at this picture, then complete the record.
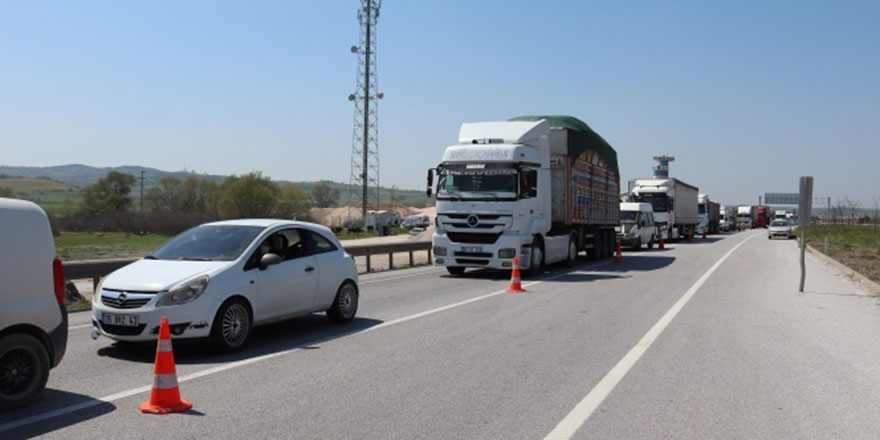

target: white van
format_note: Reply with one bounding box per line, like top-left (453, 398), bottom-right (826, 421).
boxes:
top-left (617, 202), bottom-right (658, 250)
top-left (0, 198), bottom-right (67, 410)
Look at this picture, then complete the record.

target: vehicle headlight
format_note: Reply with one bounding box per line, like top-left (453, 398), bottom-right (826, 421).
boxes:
top-left (93, 279), bottom-right (104, 305)
top-left (156, 275), bottom-right (210, 307)
top-left (498, 248), bottom-right (516, 258)
top-left (433, 246), bottom-right (447, 256)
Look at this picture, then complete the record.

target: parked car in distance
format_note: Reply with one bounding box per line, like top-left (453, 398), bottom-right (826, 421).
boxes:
top-left (402, 215), bottom-right (430, 230)
top-left (617, 202), bottom-right (658, 250)
top-left (0, 198), bottom-right (68, 410)
top-left (768, 220), bottom-right (794, 239)
top-left (92, 219), bottom-right (359, 351)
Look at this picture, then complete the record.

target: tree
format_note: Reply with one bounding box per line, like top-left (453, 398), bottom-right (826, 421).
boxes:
top-left (144, 176), bottom-right (182, 212)
top-left (311, 181), bottom-right (340, 208)
top-left (277, 184), bottom-right (312, 220)
top-left (218, 172), bottom-right (280, 218)
top-left (0, 187), bottom-right (13, 198)
top-left (80, 171), bottom-right (136, 213)
top-left (144, 175), bottom-right (220, 213)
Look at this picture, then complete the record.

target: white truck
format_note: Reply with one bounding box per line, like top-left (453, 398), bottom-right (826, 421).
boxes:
top-left (736, 205), bottom-right (757, 229)
top-left (427, 116), bottom-right (620, 276)
top-left (630, 178), bottom-right (699, 240)
top-left (697, 193), bottom-right (721, 235)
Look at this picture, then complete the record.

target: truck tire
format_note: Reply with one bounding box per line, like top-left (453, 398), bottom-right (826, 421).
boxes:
top-left (526, 236), bottom-right (545, 276)
top-left (0, 333), bottom-right (50, 411)
top-left (648, 236), bottom-right (655, 249)
top-left (446, 267), bottom-right (465, 276)
top-left (565, 234), bottom-right (578, 267)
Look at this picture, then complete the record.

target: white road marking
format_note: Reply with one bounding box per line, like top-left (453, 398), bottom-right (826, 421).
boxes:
top-left (543, 233), bottom-right (757, 440)
top-left (360, 267), bottom-right (444, 284)
top-left (1, 260), bottom-right (611, 433)
top-left (69, 323), bottom-right (93, 330)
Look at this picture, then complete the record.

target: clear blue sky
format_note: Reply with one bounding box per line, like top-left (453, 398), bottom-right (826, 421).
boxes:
top-left (1, 1), bottom-right (878, 206)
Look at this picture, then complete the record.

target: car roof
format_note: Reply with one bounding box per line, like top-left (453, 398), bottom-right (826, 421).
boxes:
top-left (201, 218), bottom-right (333, 235)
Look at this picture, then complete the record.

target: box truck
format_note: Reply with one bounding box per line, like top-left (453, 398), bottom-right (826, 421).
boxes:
top-left (630, 178), bottom-right (699, 240)
top-left (736, 205), bottom-right (757, 229)
top-left (427, 116), bottom-right (620, 276)
top-left (697, 193), bottom-right (721, 235)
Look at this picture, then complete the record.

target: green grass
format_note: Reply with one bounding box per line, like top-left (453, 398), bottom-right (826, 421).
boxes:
top-left (55, 232), bottom-right (171, 261)
top-left (804, 224), bottom-right (880, 281)
top-left (0, 176), bottom-right (81, 210)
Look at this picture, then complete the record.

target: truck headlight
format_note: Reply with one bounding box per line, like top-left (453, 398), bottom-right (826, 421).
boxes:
top-left (433, 246), bottom-right (447, 256)
top-left (156, 275), bottom-right (210, 307)
top-left (498, 248), bottom-right (516, 258)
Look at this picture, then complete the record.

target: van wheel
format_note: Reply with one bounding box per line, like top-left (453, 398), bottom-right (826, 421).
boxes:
top-left (647, 236), bottom-right (655, 249)
top-left (327, 281), bottom-right (359, 324)
top-left (210, 299), bottom-right (252, 352)
top-left (446, 267), bottom-right (466, 276)
top-left (632, 237), bottom-right (642, 251)
top-left (0, 333), bottom-right (50, 411)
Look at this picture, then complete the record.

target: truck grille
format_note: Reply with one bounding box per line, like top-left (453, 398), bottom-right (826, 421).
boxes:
top-left (446, 232), bottom-right (502, 244)
top-left (455, 258), bottom-right (489, 265)
top-left (442, 213), bottom-right (503, 221)
top-left (454, 251), bottom-right (494, 258)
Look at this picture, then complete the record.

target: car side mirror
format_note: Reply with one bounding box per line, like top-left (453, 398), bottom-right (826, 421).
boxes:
top-left (259, 253), bottom-right (282, 270)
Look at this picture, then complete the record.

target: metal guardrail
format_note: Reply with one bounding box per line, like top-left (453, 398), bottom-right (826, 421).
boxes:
top-left (64, 240), bottom-right (433, 288)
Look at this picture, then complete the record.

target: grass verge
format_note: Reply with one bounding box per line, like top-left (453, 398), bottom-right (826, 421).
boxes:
top-left (804, 224), bottom-right (880, 282)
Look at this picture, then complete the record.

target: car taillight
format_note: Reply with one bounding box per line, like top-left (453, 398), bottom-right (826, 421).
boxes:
top-left (53, 257), bottom-right (65, 307)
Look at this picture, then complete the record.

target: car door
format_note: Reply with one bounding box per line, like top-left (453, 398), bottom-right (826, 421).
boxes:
top-left (303, 229), bottom-right (343, 311)
top-left (254, 228), bottom-right (318, 321)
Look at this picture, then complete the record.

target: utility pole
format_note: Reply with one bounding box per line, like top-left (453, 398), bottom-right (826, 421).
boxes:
top-left (348, 0), bottom-right (382, 228)
top-left (139, 170), bottom-right (145, 212)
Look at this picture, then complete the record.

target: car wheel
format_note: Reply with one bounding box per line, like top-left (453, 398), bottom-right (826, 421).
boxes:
top-left (327, 281), bottom-right (359, 324)
top-left (648, 236), bottom-right (655, 249)
top-left (210, 299), bottom-right (251, 352)
top-left (446, 267), bottom-right (466, 276)
top-left (0, 333), bottom-right (50, 411)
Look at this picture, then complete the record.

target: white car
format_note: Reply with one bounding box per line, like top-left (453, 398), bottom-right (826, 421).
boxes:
top-left (92, 219), bottom-right (359, 351)
top-left (0, 198), bottom-right (67, 410)
top-left (768, 220), bottom-right (794, 239)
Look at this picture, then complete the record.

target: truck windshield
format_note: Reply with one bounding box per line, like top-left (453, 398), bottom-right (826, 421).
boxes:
top-left (634, 193), bottom-right (670, 213)
top-left (620, 211), bottom-right (638, 223)
top-left (437, 167), bottom-right (518, 200)
top-left (698, 204), bottom-right (706, 214)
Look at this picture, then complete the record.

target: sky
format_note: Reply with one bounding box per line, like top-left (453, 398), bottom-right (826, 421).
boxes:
top-left (1, 0), bottom-right (878, 206)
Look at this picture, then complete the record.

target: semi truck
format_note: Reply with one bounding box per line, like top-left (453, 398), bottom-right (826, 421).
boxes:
top-left (697, 193), bottom-right (721, 235)
top-left (756, 205), bottom-right (772, 228)
top-left (427, 115), bottom-right (620, 276)
top-left (736, 205), bottom-right (757, 229)
top-left (630, 178), bottom-right (699, 240)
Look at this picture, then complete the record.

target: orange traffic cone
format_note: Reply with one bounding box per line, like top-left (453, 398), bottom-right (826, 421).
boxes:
top-left (614, 242), bottom-right (623, 263)
top-left (506, 256), bottom-right (525, 293)
top-left (139, 317), bottom-right (192, 414)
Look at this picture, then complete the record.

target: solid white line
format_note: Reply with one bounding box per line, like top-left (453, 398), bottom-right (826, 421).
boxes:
top-left (69, 323), bottom-right (93, 330)
top-left (360, 267), bottom-right (444, 284)
top-left (543, 233), bottom-right (758, 440)
top-left (0, 260), bottom-right (610, 433)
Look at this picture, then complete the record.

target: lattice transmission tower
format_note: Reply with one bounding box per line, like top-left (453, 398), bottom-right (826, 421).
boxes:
top-left (348, 0), bottom-right (383, 223)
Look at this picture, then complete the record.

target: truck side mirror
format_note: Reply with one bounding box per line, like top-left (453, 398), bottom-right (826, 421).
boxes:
top-left (426, 169), bottom-right (434, 197)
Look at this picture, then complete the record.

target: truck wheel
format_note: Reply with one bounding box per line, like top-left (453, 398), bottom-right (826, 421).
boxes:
top-left (0, 333), bottom-right (50, 411)
top-left (604, 231), bottom-right (614, 258)
top-left (527, 236), bottom-right (545, 276)
top-left (565, 234), bottom-right (578, 267)
top-left (648, 236), bottom-right (655, 249)
top-left (446, 267), bottom-right (465, 276)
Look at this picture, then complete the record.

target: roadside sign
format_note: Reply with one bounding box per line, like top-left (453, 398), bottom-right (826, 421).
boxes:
top-left (765, 192), bottom-right (800, 205)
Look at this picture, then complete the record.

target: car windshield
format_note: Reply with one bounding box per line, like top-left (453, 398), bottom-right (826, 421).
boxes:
top-left (770, 220), bottom-right (789, 227)
top-left (149, 225), bottom-right (265, 261)
top-left (620, 211), bottom-right (638, 222)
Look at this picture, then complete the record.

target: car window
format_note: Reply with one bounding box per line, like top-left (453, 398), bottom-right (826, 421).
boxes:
top-left (306, 230), bottom-right (339, 255)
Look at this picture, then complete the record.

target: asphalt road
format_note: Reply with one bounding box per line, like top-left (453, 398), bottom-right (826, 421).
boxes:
top-left (3, 229), bottom-right (879, 439)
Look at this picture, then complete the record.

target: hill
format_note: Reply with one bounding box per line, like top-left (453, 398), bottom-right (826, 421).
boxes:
top-left (0, 164), bottom-right (432, 209)
top-left (0, 176), bottom-right (80, 210)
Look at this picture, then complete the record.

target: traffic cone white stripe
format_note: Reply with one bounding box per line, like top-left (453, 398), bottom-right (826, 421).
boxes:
top-left (157, 339), bottom-right (173, 353)
top-left (153, 373), bottom-right (179, 389)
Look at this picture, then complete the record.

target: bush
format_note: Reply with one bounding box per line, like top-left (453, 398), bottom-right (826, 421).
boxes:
top-left (55, 211), bottom-right (221, 236)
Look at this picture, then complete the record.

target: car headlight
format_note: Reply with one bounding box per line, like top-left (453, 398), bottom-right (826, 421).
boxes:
top-left (433, 246), bottom-right (447, 256)
top-left (93, 279), bottom-right (104, 305)
top-left (156, 275), bottom-right (210, 307)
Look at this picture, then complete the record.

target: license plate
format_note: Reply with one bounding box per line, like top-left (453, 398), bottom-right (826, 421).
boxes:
top-left (102, 313), bottom-right (139, 327)
top-left (462, 246), bottom-right (483, 253)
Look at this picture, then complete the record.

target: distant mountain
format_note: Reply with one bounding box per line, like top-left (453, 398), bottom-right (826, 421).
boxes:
top-left (0, 164), bottom-right (431, 208)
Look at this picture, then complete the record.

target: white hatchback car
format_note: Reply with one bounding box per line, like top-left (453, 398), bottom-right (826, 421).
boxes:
top-left (768, 219), bottom-right (794, 239)
top-left (92, 219), bottom-right (359, 351)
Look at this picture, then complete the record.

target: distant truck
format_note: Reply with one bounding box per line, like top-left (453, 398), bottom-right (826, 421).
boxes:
top-left (697, 193), bottom-right (721, 235)
top-left (720, 205), bottom-right (736, 232)
top-left (774, 210), bottom-right (787, 220)
top-left (756, 205), bottom-right (772, 228)
top-left (736, 205), bottom-right (757, 229)
top-left (428, 115), bottom-right (620, 276)
top-left (630, 177), bottom-right (699, 241)
top-left (365, 210), bottom-right (400, 233)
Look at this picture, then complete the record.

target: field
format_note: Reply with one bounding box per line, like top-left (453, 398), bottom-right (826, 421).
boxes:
top-left (0, 176), bottom-right (81, 210)
top-left (55, 232), bottom-right (171, 261)
top-left (804, 224), bottom-right (880, 282)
